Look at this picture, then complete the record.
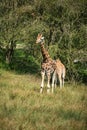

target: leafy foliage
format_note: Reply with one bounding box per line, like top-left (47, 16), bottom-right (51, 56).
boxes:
top-left (0, 0), bottom-right (87, 83)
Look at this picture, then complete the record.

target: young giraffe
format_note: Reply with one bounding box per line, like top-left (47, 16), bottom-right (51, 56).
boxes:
top-left (52, 59), bottom-right (66, 92)
top-left (36, 33), bottom-right (65, 93)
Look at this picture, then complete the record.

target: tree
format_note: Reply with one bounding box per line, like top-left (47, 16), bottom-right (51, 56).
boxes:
top-left (0, 0), bottom-right (87, 83)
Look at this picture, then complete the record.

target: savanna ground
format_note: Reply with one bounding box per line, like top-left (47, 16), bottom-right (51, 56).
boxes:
top-left (0, 69), bottom-right (87, 130)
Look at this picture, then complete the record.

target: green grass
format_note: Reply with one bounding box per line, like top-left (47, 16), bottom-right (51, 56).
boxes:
top-left (0, 69), bottom-right (87, 130)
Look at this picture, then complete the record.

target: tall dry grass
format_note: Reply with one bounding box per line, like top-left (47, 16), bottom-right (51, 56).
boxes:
top-left (0, 69), bottom-right (87, 130)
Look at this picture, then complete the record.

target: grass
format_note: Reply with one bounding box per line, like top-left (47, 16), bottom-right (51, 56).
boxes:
top-left (0, 69), bottom-right (87, 130)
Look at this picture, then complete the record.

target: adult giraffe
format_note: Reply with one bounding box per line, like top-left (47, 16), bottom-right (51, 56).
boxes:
top-left (36, 33), bottom-right (65, 93)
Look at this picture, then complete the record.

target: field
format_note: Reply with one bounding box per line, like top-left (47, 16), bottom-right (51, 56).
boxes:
top-left (0, 69), bottom-right (87, 130)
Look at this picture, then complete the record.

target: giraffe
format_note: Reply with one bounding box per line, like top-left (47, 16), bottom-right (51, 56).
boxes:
top-left (52, 59), bottom-right (66, 92)
top-left (36, 33), bottom-right (57, 93)
top-left (36, 33), bottom-right (66, 93)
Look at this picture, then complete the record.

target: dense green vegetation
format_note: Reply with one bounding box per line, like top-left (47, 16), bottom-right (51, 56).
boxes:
top-left (0, 70), bottom-right (87, 130)
top-left (0, 0), bottom-right (87, 83)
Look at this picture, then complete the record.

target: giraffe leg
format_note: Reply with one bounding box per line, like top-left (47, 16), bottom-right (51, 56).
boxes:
top-left (54, 73), bottom-right (57, 89)
top-left (62, 77), bottom-right (64, 87)
top-left (52, 71), bottom-right (56, 93)
top-left (40, 70), bottom-right (45, 93)
top-left (59, 75), bottom-right (62, 89)
top-left (62, 68), bottom-right (65, 87)
top-left (47, 72), bottom-right (51, 93)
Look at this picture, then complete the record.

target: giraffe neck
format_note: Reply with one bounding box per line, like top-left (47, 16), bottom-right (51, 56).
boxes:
top-left (40, 43), bottom-right (51, 62)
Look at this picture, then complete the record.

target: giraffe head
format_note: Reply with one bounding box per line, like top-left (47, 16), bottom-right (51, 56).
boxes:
top-left (36, 33), bottom-right (44, 44)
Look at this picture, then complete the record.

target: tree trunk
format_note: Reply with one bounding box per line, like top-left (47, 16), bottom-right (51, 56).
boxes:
top-left (5, 41), bottom-right (15, 64)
